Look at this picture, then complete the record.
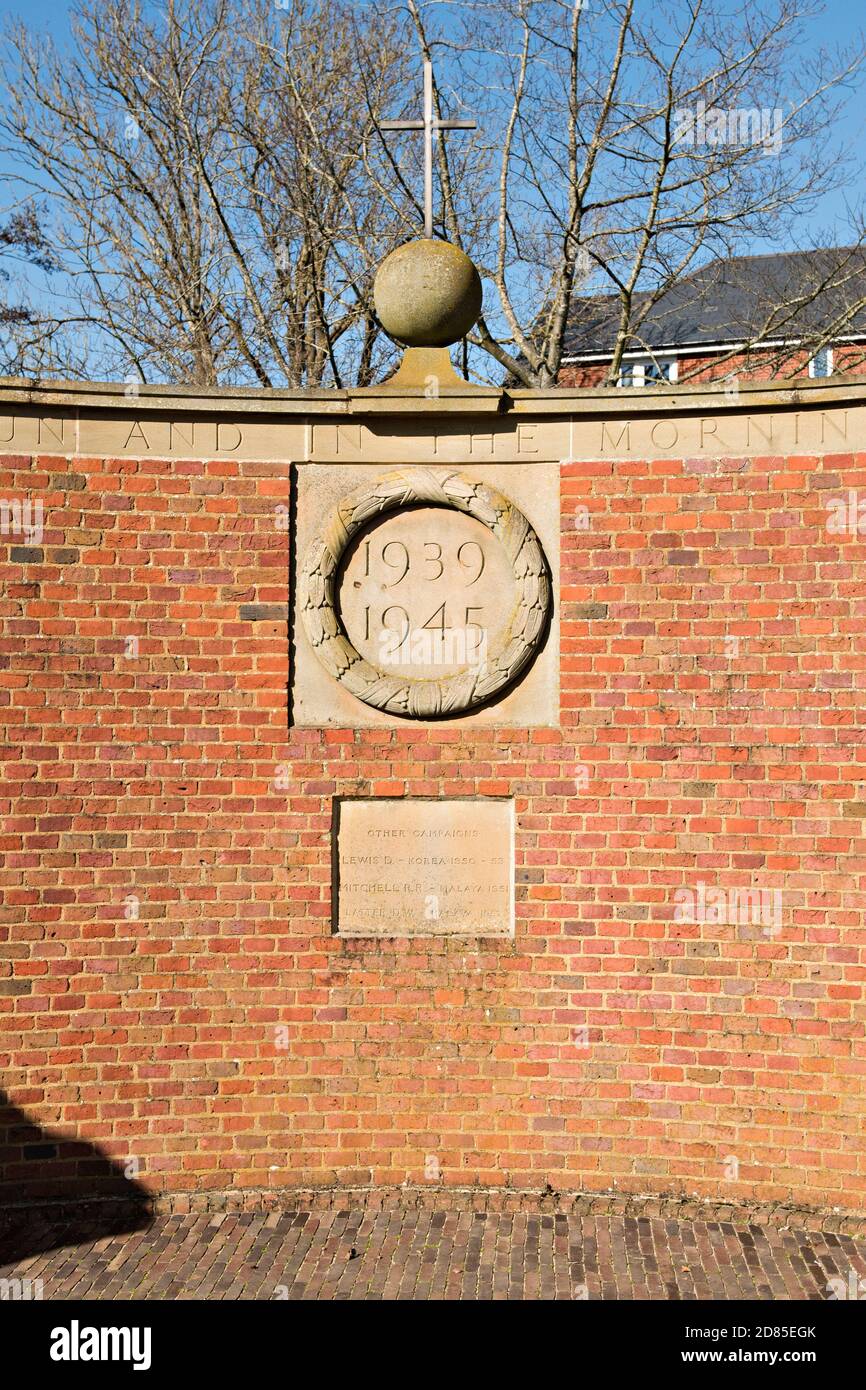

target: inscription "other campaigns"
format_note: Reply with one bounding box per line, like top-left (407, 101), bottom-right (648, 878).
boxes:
top-left (335, 799), bottom-right (514, 938)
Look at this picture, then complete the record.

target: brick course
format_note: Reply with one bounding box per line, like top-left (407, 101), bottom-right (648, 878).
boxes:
top-left (1, 443), bottom-right (865, 1213)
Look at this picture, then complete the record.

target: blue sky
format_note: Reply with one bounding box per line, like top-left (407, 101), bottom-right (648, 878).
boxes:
top-left (2, 0), bottom-right (864, 232)
top-left (1, 0), bottom-right (865, 383)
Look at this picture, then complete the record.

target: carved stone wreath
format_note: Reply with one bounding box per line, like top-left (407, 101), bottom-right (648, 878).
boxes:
top-left (299, 467), bottom-right (551, 718)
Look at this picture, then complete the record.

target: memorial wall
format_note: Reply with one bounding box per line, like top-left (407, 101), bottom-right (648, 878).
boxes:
top-left (1, 371), bottom-right (864, 1216)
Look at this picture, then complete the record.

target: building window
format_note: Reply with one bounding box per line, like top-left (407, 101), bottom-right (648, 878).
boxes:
top-left (808, 347), bottom-right (833, 378)
top-left (644, 359), bottom-right (677, 384)
top-left (618, 357), bottom-right (678, 386)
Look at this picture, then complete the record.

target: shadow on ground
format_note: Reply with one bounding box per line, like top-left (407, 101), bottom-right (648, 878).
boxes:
top-left (0, 1092), bottom-right (152, 1265)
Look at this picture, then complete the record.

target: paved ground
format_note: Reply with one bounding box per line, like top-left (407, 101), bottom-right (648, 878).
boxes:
top-left (3, 1208), bottom-right (865, 1300)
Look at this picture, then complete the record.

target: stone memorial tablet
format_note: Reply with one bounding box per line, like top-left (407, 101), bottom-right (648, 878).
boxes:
top-left (338, 504), bottom-right (515, 684)
top-left (335, 798), bottom-right (514, 937)
top-left (292, 461), bottom-right (560, 729)
top-left (300, 467), bottom-right (551, 720)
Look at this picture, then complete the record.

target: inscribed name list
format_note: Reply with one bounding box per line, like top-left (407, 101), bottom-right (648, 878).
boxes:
top-left (336, 799), bottom-right (514, 937)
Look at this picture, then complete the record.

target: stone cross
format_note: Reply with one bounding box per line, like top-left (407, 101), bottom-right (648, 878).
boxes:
top-left (379, 60), bottom-right (476, 239)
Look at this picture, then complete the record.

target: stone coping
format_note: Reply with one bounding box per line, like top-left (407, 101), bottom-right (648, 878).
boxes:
top-left (2, 370), bottom-right (866, 419)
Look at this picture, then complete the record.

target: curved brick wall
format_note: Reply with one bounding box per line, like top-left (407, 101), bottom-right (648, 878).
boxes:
top-left (1, 424), bottom-right (864, 1213)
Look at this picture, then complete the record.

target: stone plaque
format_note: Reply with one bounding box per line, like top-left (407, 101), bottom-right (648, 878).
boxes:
top-left (335, 798), bottom-right (514, 938)
top-left (300, 468), bottom-right (550, 719)
top-left (338, 505), bottom-right (515, 683)
top-left (292, 462), bottom-right (560, 728)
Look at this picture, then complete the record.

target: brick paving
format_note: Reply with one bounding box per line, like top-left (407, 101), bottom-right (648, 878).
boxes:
top-left (3, 1207), bottom-right (865, 1300)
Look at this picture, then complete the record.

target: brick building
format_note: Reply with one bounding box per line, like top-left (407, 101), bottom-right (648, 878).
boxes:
top-left (558, 248), bottom-right (866, 389)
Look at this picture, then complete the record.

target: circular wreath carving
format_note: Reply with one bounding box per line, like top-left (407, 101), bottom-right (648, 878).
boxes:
top-left (299, 467), bottom-right (551, 718)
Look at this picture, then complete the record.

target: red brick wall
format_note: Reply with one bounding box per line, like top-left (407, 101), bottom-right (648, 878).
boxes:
top-left (2, 444), bottom-right (865, 1212)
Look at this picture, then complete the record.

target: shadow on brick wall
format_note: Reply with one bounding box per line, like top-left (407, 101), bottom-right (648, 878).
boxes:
top-left (0, 1093), bottom-right (152, 1266)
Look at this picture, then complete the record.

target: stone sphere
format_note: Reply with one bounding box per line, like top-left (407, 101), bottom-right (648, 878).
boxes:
top-left (374, 238), bottom-right (482, 347)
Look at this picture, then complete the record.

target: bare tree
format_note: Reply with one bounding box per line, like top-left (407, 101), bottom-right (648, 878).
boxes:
top-left (2, 0), bottom-right (865, 388)
top-left (0, 0), bottom-right (418, 386)
top-left (0, 202), bottom-right (61, 375)
top-left (404, 0), bottom-right (866, 386)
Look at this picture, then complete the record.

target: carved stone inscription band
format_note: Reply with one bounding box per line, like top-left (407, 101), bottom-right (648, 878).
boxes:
top-left (300, 467), bottom-right (552, 718)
